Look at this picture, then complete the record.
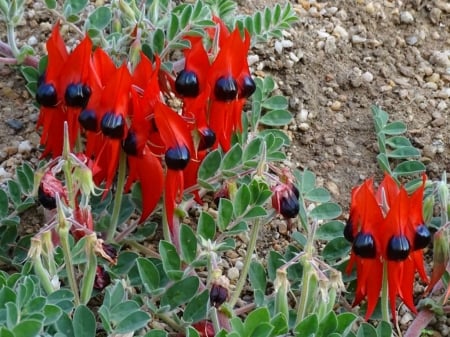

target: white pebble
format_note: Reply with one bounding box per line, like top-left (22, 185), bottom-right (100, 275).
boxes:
top-left (274, 41), bottom-right (283, 54)
top-left (227, 267), bottom-right (239, 281)
top-left (0, 167), bottom-right (12, 180)
top-left (298, 123), bottom-right (310, 131)
top-left (436, 87), bottom-right (450, 98)
top-left (325, 36), bottom-right (337, 55)
top-left (423, 82), bottom-right (438, 90)
top-left (352, 35), bottom-right (367, 44)
top-left (400, 11), bottom-right (414, 24)
top-left (400, 312), bottom-right (414, 325)
top-left (289, 52), bottom-right (299, 63)
top-left (235, 260), bottom-right (244, 270)
top-left (361, 71), bottom-right (374, 83)
top-left (18, 140), bottom-right (32, 154)
top-left (27, 36), bottom-right (38, 46)
top-left (281, 39), bottom-right (294, 48)
top-left (333, 25), bottom-right (349, 41)
top-left (247, 54), bottom-right (259, 66)
top-left (298, 109), bottom-right (309, 122)
top-left (437, 101), bottom-right (447, 110)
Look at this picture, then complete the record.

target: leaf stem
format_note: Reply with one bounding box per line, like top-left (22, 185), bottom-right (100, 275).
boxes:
top-left (106, 150), bottom-right (127, 242)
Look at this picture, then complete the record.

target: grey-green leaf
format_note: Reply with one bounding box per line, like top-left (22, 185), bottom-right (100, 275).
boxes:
top-left (259, 109), bottom-right (292, 126)
top-left (73, 305), bottom-right (96, 337)
top-left (309, 202), bottom-right (342, 220)
top-left (88, 7), bottom-right (112, 30)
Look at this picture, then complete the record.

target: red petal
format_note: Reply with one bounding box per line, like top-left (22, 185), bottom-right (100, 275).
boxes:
top-left (45, 23), bottom-right (69, 83)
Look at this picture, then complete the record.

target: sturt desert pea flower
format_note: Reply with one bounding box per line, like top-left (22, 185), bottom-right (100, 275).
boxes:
top-left (345, 174), bottom-right (431, 321)
top-left (271, 169), bottom-right (300, 230)
top-left (38, 171), bottom-right (68, 210)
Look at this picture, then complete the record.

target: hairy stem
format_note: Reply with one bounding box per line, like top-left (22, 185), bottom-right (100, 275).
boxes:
top-left (381, 261), bottom-right (390, 323)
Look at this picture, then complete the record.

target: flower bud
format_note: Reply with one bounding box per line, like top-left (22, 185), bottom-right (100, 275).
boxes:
top-left (94, 266), bottom-right (111, 290)
top-left (425, 229), bottom-right (450, 295)
top-left (210, 271), bottom-right (229, 308)
top-left (274, 269), bottom-right (289, 319)
top-left (119, 0), bottom-right (136, 22)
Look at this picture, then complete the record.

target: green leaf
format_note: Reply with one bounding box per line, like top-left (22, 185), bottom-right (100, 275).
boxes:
top-left (0, 190), bottom-right (8, 218)
top-left (244, 307), bottom-right (270, 335)
top-left (20, 66), bottom-right (39, 83)
top-left (167, 13), bottom-right (179, 40)
top-left (376, 320), bottom-right (392, 337)
top-left (376, 153), bottom-right (391, 174)
top-left (234, 184), bottom-right (250, 217)
top-left (385, 136), bottom-right (412, 148)
top-left (267, 251), bottom-right (285, 281)
top-left (7, 180), bottom-right (21, 206)
top-left (12, 319), bottom-right (42, 337)
top-left (161, 276), bottom-right (199, 309)
top-left (180, 4), bottom-right (192, 28)
top-left (336, 312), bottom-right (358, 335)
top-left (64, 0), bottom-right (88, 15)
top-left (43, 304), bottom-right (62, 325)
top-left (159, 241), bottom-right (181, 280)
top-left (197, 212), bottom-right (216, 240)
top-left (180, 224), bottom-right (197, 263)
top-left (243, 137), bottom-right (262, 162)
top-left (198, 150), bottom-right (221, 181)
top-left (225, 221), bottom-right (248, 235)
top-left (88, 6), bottom-right (112, 30)
top-left (382, 121), bottom-right (407, 135)
top-left (221, 144), bottom-right (243, 171)
top-left (294, 314), bottom-right (318, 337)
top-left (387, 146), bottom-right (420, 159)
top-left (115, 311), bottom-right (150, 334)
top-left (259, 109), bottom-right (292, 126)
top-left (356, 323), bottom-right (377, 337)
top-left (393, 160), bottom-right (426, 176)
top-left (243, 206), bottom-right (267, 219)
top-left (6, 302), bottom-right (18, 328)
top-left (183, 290), bottom-right (209, 323)
top-left (316, 221), bottom-right (345, 241)
top-left (309, 202), bottom-right (342, 220)
top-left (218, 198), bottom-right (233, 232)
top-left (186, 327), bottom-right (200, 337)
top-left (322, 237), bottom-right (351, 262)
top-left (44, 0), bottom-right (57, 9)
top-left (0, 328), bottom-right (14, 337)
top-left (317, 311), bottom-right (337, 336)
top-left (249, 261), bottom-right (266, 292)
top-left (73, 305), bottom-right (95, 337)
top-left (145, 330), bottom-right (168, 337)
top-left (270, 313), bottom-right (288, 337)
top-left (152, 28), bottom-right (165, 55)
top-left (137, 257), bottom-right (160, 292)
top-left (304, 187), bottom-right (330, 203)
top-left (294, 169), bottom-right (316, 194)
top-left (262, 96), bottom-right (288, 110)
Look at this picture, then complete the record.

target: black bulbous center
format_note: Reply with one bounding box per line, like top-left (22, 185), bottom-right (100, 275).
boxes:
top-left (165, 145), bottom-right (190, 170)
top-left (280, 194), bottom-right (299, 219)
top-left (78, 109), bottom-right (98, 131)
top-left (198, 128), bottom-right (216, 150)
top-left (353, 232), bottom-right (376, 258)
top-left (344, 219), bottom-right (354, 242)
top-left (38, 185), bottom-right (56, 210)
top-left (214, 76), bottom-right (238, 101)
top-left (414, 224), bottom-right (431, 250)
top-left (387, 235), bottom-right (410, 261)
top-left (65, 83), bottom-right (91, 108)
top-left (175, 70), bottom-right (199, 97)
top-left (36, 83), bottom-right (58, 107)
top-left (122, 130), bottom-right (138, 156)
top-left (101, 112), bottom-right (125, 139)
top-left (239, 75), bottom-right (256, 98)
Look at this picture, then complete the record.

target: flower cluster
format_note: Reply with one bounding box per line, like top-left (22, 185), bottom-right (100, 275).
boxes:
top-left (344, 174), bottom-right (431, 320)
top-left (36, 19), bottom-right (255, 235)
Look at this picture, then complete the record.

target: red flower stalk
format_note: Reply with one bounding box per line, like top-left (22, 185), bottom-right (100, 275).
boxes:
top-left (345, 174), bottom-right (431, 320)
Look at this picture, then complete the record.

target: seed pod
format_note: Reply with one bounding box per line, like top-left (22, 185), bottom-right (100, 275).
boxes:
top-left (353, 232), bottom-right (376, 258)
top-left (65, 83), bottom-right (91, 108)
top-left (175, 70), bottom-right (199, 97)
top-left (387, 235), bottom-right (410, 261)
top-left (214, 76), bottom-right (238, 101)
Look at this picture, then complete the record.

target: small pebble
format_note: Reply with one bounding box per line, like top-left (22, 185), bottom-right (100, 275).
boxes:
top-left (6, 119), bottom-right (24, 131)
top-left (18, 140), bottom-right (32, 154)
top-left (330, 101), bottom-right (342, 111)
top-left (405, 35), bottom-right (418, 46)
top-left (400, 11), bottom-right (414, 24)
top-left (227, 267), bottom-right (239, 281)
top-left (361, 71), bottom-right (373, 83)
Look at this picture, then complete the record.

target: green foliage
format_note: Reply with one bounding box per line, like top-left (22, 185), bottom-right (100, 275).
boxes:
top-left (372, 105), bottom-right (425, 178)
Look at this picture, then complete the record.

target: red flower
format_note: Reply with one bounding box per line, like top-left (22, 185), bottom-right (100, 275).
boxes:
top-left (345, 174), bottom-right (430, 320)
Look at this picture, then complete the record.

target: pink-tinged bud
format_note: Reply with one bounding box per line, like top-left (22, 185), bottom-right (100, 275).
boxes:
top-left (272, 183), bottom-right (299, 219)
top-left (38, 172), bottom-right (67, 210)
top-left (94, 266), bottom-right (111, 290)
top-left (192, 321), bottom-right (215, 337)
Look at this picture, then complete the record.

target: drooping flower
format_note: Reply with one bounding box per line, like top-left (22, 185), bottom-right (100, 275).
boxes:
top-left (345, 174), bottom-right (431, 320)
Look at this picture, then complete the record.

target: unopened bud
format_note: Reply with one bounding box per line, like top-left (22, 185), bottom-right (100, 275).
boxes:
top-left (210, 273), bottom-right (229, 308)
top-left (422, 195), bottom-right (434, 224)
top-left (425, 229), bottom-right (450, 295)
top-left (119, 0), bottom-right (136, 22)
top-left (274, 269), bottom-right (289, 319)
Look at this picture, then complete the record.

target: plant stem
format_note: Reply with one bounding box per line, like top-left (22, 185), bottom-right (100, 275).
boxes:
top-left (229, 218), bottom-right (261, 307)
top-left (60, 226), bottom-right (80, 306)
top-left (210, 307), bottom-right (221, 335)
top-left (7, 24), bottom-right (20, 57)
top-left (381, 261), bottom-right (390, 322)
top-left (106, 150), bottom-right (127, 242)
top-left (295, 256), bottom-right (316, 325)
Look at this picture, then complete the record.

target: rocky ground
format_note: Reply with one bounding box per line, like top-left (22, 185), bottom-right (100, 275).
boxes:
top-left (0, 0), bottom-right (449, 335)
